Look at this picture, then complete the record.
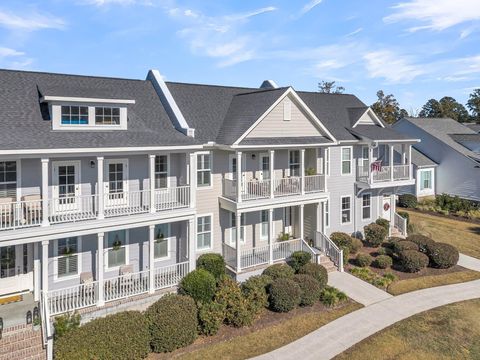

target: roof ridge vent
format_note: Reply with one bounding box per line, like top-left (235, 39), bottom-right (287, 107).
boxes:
top-left (260, 80), bottom-right (279, 89)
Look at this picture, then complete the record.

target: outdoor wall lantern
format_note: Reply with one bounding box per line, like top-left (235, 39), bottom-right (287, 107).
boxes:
top-left (251, 154), bottom-right (256, 159)
top-left (0, 317), bottom-right (3, 339)
top-left (90, 160), bottom-right (96, 168)
top-left (33, 306), bottom-right (40, 323)
top-left (26, 310), bottom-right (32, 325)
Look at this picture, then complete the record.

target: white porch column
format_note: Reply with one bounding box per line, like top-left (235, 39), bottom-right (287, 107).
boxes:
top-left (268, 208), bottom-right (274, 264)
top-left (149, 155), bottom-right (156, 213)
top-left (368, 147), bottom-right (374, 184)
top-left (97, 156), bottom-right (104, 219)
top-left (41, 240), bottom-right (49, 294)
top-left (236, 212), bottom-right (241, 272)
top-left (149, 225), bottom-right (155, 294)
top-left (408, 145), bottom-right (413, 180)
top-left (188, 218), bottom-right (196, 271)
top-left (389, 144), bottom-right (394, 181)
top-left (300, 149), bottom-right (305, 195)
top-left (189, 153), bottom-right (197, 209)
top-left (401, 144), bottom-right (407, 164)
top-left (41, 158), bottom-right (50, 226)
top-left (299, 204), bottom-right (304, 240)
top-left (269, 150), bottom-right (275, 198)
top-left (316, 202), bottom-right (323, 233)
top-left (236, 151), bottom-right (242, 203)
top-left (33, 242), bottom-right (40, 301)
top-left (97, 232), bottom-right (105, 306)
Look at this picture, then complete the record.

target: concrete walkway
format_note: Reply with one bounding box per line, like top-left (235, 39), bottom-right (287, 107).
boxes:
top-left (458, 253), bottom-right (480, 272)
top-left (327, 271), bottom-right (393, 306)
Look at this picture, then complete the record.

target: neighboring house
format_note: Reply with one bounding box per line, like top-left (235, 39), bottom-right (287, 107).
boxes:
top-left (0, 69), bottom-right (418, 350)
top-left (465, 123), bottom-right (480, 133)
top-left (393, 117), bottom-right (480, 202)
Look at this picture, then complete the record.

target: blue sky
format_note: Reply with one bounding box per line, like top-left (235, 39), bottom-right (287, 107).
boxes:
top-left (1, 0), bottom-right (480, 111)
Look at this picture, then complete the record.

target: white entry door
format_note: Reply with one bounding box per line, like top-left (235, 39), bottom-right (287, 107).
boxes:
top-left (0, 244), bottom-right (33, 296)
top-left (382, 195), bottom-right (392, 222)
top-left (104, 159), bottom-right (129, 208)
top-left (52, 161), bottom-right (81, 212)
top-left (259, 154), bottom-right (270, 181)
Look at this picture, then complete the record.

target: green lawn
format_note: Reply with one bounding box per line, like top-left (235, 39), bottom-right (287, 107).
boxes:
top-left (335, 299), bottom-right (480, 360)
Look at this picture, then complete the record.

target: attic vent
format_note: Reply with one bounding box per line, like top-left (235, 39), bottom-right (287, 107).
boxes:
top-left (283, 99), bottom-right (291, 121)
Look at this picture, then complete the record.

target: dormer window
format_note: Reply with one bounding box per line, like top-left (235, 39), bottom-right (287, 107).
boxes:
top-left (61, 106), bottom-right (89, 125)
top-left (95, 107), bottom-right (121, 125)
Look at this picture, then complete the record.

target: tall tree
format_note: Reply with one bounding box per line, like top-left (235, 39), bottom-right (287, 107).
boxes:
top-left (419, 99), bottom-right (442, 118)
top-left (419, 97), bottom-right (469, 122)
top-left (370, 90), bottom-right (407, 124)
top-left (467, 89), bottom-right (480, 123)
top-left (318, 81), bottom-right (345, 94)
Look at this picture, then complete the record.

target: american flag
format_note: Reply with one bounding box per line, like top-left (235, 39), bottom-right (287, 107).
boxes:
top-left (371, 161), bottom-right (382, 172)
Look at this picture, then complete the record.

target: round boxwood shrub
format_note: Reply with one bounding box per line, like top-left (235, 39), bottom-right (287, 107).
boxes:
top-left (145, 294), bottom-right (198, 353)
top-left (293, 274), bottom-right (321, 306)
top-left (54, 311), bottom-right (150, 360)
top-left (393, 240), bottom-right (419, 254)
top-left (407, 234), bottom-right (435, 253)
top-left (330, 232), bottom-right (353, 249)
top-left (356, 253), bottom-right (373, 267)
top-left (377, 247), bottom-right (388, 256)
top-left (400, 250), bottom-right (429, 273)
top-left (241, 274), bottom-right (272, 313)
top-left (215, 276), bottom-right (256, 327)
top-left (350, 238), bottom-right (363, 254)
top-left (262, 263), bottom-right (295, 280)
top-left (427, 242), bottom-right (459, 269)
top-left (398, 194), bottom-right (417, 208)
top-left (297, 263), bottom-right (328, 289)
top-left (268, 278), bottom-right (301, 312)
top-left (373, 255), bottom-right (393, 269)
top-left (197, 253), bottom-right (226, 280)
top-left (375, 218), bottom-right (390, 232)
top-left (364, 223), bottom-right (387, 247)
top-left (197, 301), bottom-right (226, 336)
top-left (179, 268), bottom-right (216, 304)
top-left (288, 251), bottom-right (312, 272)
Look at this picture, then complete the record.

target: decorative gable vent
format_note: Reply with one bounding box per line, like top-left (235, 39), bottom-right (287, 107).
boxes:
top-left (283, 99), bottom-right (291, 121)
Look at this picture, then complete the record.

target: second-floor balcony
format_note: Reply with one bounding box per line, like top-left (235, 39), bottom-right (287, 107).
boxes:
top-left (357, 164), bottom-right (411, 184)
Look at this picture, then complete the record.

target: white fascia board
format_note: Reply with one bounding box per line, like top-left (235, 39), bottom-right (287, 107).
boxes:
top-left (41, 96), bottom-right (135, 104)
top-left (230, 143), bottom-right (337, 149)
top-left (147, 69), bottom-right (195, 138)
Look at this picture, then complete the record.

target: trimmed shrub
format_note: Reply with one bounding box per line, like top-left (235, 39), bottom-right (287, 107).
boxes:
top-left (54, 311), bottom-right (150, 360)
top-left (53, 312), bottom-right (80, 341)
top-left (197, 301), bottom-right (225, 336)
top-left (356, 253), bottom-right (373, 267)
top-left (388, 237), bottom-right (404, 248)
top-left (320, 286), bottom-right (348, 307)
top-left (197, 253), bottom-right (226, 280)
top-left (350, 238), bottom-right (363, 254)
top-left (398, 194), bottom-right (417, 208)
top-left (407, 234), bottom-right (435, 253)
top-left (400, 250), bottom-right (429, 273)
top-left (375, 218), bottom-right (390, 232)
top-left (262, 263), bottom-right (295, 280)
top-left (393, 240), bottom-right (419, 254)
top-left (179, 269), bottom-right (216, 304)
top-left (364, 223), bottom-right (387, 247)
top-left (373, 255), bottom-right (393, 269)
top-left (330, 232), bottom-right (353, 249)
top-left (293, 274), bottom-right (321, 306)
top-left (241, 275), bottom-right (272, 313)
top-left (427, 242), bottom-right (459, 269)
top-left (297, 263), bottom-right (328, 289)
top-left (215, 276), bottom-right (256, 327)
top-left (268, 278), bottom-right (301, 312)
top-left (377, 247), bottom-right (388, 256)
top-left (288, 251), bottom-right (312, 272)
top-left (397, 211), bottom-right (410, 225)
top-left (145, 294), bottom-right (198, 353)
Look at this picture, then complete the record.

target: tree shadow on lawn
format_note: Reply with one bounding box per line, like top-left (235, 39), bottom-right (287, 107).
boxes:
top-left (467, 226), bottom-right (480, 235)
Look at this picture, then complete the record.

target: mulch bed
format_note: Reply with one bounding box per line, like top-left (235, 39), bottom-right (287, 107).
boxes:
top-left (148, 301), bottom-right (354, 359)
top-left (404, 207), bottom-right (480, 226)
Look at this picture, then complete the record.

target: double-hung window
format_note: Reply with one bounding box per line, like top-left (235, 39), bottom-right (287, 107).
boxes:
top-left (57, 237), bottom-right (79, 278)
top-left (106, 230), bottom-right (127, 268)
top-left (420, 170), bottom-right (432, 190)
top-left (0, 161), bottom-right (17, 199)
top-left (260, 210), bottom-right (269, 240)
top-left (289, 150), bottom-right (300, 177)
top-left (95, 107), bottom-right (120, 125)
top-left (197, 215), bottom-right (212, 250)
top-left (155, 155), bottom-right (168, 189)
top-left (154, 224), bottom-right (169, 260)
top-left (197, 153), bottom-right (212, 187)
top-left (341, 196), bottom-right (351, 224)
top-left (341, 147), bottom-right (352, 175)
top-left (61, 106), bottom-right (88, 125)
top-left (362, 194), bottom-right (371, 220)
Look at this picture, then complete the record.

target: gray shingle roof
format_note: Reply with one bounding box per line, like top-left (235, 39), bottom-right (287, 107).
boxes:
top-left (0, 69), bottom-right (198, 150)
top-left (349, 125), bottom-right (418, 141)
top-left (239, 136), bottom-right (332, 146)
top-left (412, 147), bottom-right (438, 167)
top-left (347, 107), bottom-right (369, 127)
top-left (465, 123), bottom-right (480, 133)
top-left (449, 133), bottom-right (480, 142)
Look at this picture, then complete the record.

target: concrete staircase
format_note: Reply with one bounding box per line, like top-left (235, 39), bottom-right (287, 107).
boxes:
top-left (319, 255), bottom-right (337, 273)
top-left (391, 227), bottom-right (406, 239)
top-left (0, 324), bottom-right (46, 360)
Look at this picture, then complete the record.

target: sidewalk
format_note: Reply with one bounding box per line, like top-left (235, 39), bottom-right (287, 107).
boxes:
top-left (458, 253), bottom-right (480, 272)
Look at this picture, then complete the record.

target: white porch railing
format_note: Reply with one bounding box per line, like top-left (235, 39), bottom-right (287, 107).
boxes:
top-left (47, 282), bottom-right (98, 315)
top-left (155, 186), bottom-right (190, 211)
top-left (357, 164), bottom-right (411, 184)
top-left (154, 261), bottom-right (189, 290)
top-left (104, 190), bottom-right (150, 217)
top-left (301, 239), bottom-right (320, 263)
top-left (273, 238), bottom-right (302, 261)
top-left (49, 194), bottom-right (97, 224)
top-left (392, 165), bottom-right (410, 180)
top-left (304, 175), bottom-right (326, 193)
top-left (315, 231), bottom-right (343, 271)
top-left (0, 198), bottom-right (43, 230)
top-left (242, 179), bottom-right (270, 201)
top-left (240, 244), bottom-right (270, 269)
top-left (223, 179), bottom-right (237, 200)
top-left (394, 212), bottom-right (408, 237)
top-left (40, 290), bottom-right (53, 360)
top-left (104, 270), bottom-right (150, 302)
top-left (223, 243), bottom-right (237, 269)
top-left (273, 177), bottom-right (301, 197)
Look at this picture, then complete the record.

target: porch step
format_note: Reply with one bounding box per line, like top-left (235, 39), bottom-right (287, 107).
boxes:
top-left (319, 256), bottom-right (337, 273)
top-left (0, 324), bottom-right (46, 360)
top-left (391, 227), bottom-right (406, 239)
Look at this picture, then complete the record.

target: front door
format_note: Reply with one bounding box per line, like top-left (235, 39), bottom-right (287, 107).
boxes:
top-left (259, 154), bottom-right (270, 181)
top-left (382, 195), bottom-right (392, 222)
top-left (105, 159), bottom-right (129, 208)
top-left (52, 161), bottom-right (80, 212)
top-left (0, 244), bottom-right (33, 296)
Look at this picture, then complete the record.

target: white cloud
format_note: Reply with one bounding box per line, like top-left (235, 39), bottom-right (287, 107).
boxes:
top-left (363, 50), bottom-right (425, 83)
top-left (0, 47), bottom-right (33, 69)
top-left (384, 0), bottom-right (480, 32)
top-left (299, 0), bottom-right (323, 16)
top-left (0, 47), bottom-right (24, 57)
top-left (0, 9), bottom-right (65, 31)
top-left (345, 27), bottom-right (363, 37)
top-left (83, 0), bottom-right (138, 5)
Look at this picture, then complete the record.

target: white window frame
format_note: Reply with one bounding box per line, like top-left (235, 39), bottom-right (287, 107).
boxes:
top-left (260, 210), bottom-right (269, 241)
top-left (105, 230), bottom-right (129, 271)
top-left (325, 200), bottom-right (330, 228)
top-left (341, 146), bottom-right (353, 176)
top-left (340, 195), bottom-right (352, 225)
top-left (362, 193), bottom-right (371, 221)
top-left (324, 148), bottom-right (330, 176)
top-left (197, 151), bottom-right (212, 189)
top-left (95, 106), bottom-right (121, 126)
top-left (54, 237), bottom-right (82, 281)
top-left (418, 168), bottom-right (434, 195)
top-left (196, 213), bottom-right (213, 251)
top-left (0, 159), bottom-right (21, 200)
top-left (60, 105), bottom-right (89, 126)
top-left (153, 223), bottom-right (171, 261)
top-left (154, 154), bottom-right (169, 189)
top-left (283, 99), bottom-right (292, 121)
top-left (230, 212), bottom-right (246, 245)
top-left (288, 150), bottom-right (300, 177)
